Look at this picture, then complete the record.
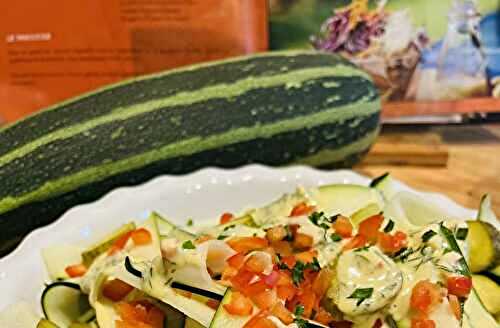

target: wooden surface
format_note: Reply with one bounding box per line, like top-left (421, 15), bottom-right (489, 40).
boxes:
top-left (356, 124), bottom-right (500, 215)
top-left (382, 98), bottom-right (500, 118)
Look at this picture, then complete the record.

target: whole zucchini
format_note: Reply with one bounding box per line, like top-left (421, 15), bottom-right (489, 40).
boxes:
top-left (0, 51), bottom-right (380, 254)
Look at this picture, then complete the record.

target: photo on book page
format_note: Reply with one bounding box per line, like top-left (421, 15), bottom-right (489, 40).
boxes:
top-left (269, 0), bottom-right (500, 118)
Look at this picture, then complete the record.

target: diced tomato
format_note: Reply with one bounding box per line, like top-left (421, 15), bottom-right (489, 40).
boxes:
top-left (271, 241), bottom-right (293, 256)
top-left (227, 237), bottom-right (269, 253)
top-left (358, 214), bottom-right (384, 243)
top-left (448, 294), bottom-right (461, 320)
top-left (290, 202), bottom-right (315, 217)
top-left (221, 266), bottom-right (239, 282)
top-left (342, 234), bottom-right (367, 251)
top-left (251, 289), bottom-right (277, 310)
top-left (410, 280), bottom-right (442, 314)
top-left (227, 252), bottom-right (246, 269)
top-left (332, 216), bottom-right (353, 238)
top-left (296, 289), bottom-right (316, 318)
top-left (108, 231), bottom-right (133, 255)
top-left (131, 228), bottom-right (152, 246)
top-left (411, 318), bottom-right (436, 328)
top-left (264, 270), bottom-right (280, 288)
top-left (224, 291), bottom-right (254, 316)
top-left (314, 307), bottom-right (335, 325)
top-left (293, 233), bottom-right (314, 250)
top-left (271, 302), bottom-right (294, 325)
top-left (312, 268), bottom-right (333, 299)
top-left (115, 301), bottom-right (164, 328)
top-left (102, 279), bottom-right (134, 302)
top-left (65, 263), bottom-right (87, 278)
top-left (276, 271), bottom-right (293, 286)
top-left (195, 235), bottom-right (213, 244)
top-left (446, 276), bottom-right (472, 298)
top-left (243, 312), bottom-right (277, 328)
top-left (277, 285), bottom-right (297, 301)
top-left (206, 299), bottom-right (220, 310)
top-left (280, 255), bottom-right (297, 269)
top-left (246, 254), bottom-right (269, 274)
top-left (243, 280), bottom-right (269, 296)
top-left (266, 226), bottom-right (287, 243)
top-left (377, 231), bottom-right (407, 254)
top-left (231, 269), bottom-right (258, 291)
top-left (295, 250), bottom-right (317, 264)
top-left (220, 212), bottom-right (234, 224)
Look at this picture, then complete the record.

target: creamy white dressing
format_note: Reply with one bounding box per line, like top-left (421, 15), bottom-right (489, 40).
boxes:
top-left (333, 247), bottom-right (403, 315)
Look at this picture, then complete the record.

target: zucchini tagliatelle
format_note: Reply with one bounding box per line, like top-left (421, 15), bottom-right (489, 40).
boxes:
top-left (36, 173), bottom-right (499, 328)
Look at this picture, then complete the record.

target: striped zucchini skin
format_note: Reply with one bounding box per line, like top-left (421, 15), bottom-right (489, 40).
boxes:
top-left (0, 51), bottom-right (380, 254)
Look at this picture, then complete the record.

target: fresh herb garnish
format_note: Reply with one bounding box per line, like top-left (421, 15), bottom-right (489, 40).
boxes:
top-left (307, 257), bottom-right (321, 271)
top-left (217, 235), bottom-right (228, 240)
top-left (455, 228), bottom-right (469, 240)
top-left (125, 256), bottom-right (143, 278)
top-left (182, 240), bottom-right (196, 250)
top-left (294, 318), bottom-right (308, 328)
top-left (422, 230), bottom-right (437, 242)
top-left (293, 305), bottom-right (308, 328)
top-left (354, 245), bottom-right (370, 252)
top-left (348, 287), bottom-right (373, 306)
top-left (308, 211), bottom-right (335, 230)
top-left (284, 225), bottom-right (294, 241)
top-left (186, 219), bottom-right (193, 227)
top-left (294, 305), bottom-right (305, 316)
top-left (291, 261), bottom-right (306, 285)
top-left (223, 224), bottom-right (236, 232)
top-left (439, 223), bottom-right (470, 276)
top-left (383, 220), bottom-right (395, 233)
top-left (330, 233), bottom-right (342, 242)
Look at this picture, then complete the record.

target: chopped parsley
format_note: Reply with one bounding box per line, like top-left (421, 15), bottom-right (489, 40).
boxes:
top-left (348, 287), bottom-right (373, 306)
top-left (223, 224), bottom-right (236, 232)
top-left (422, 230), bottom-right (437, 242)
top-left (293, 305), bottom-right (308, 328)
top-left (330, 233), bottom-right (342, 242)
top-left (383, 220), bottom-right (395, 233)
top-left (186, 219), bottom-right (193, 227)
top-left (308, 211), bottom-right (336, 230)
top-left (455, 227), bottom-right (469, 240)
top-left (289, 258), bottom-right (321, 285)
top-left (294, 305), bottom-right (305, 316)
top-left (354, 245), bottom-right (370, 252)
top-left (182, 240), bottom-right (196, 250)
top-left (284, 225), bottom-right (294, 241)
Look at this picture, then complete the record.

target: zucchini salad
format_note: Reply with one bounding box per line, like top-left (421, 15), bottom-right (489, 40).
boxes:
top-left (34, 174), bottom-right (499, 328)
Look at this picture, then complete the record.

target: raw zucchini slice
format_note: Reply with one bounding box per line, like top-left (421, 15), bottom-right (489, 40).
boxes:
top-left (41, 282), bottom-right (91, 328)
top-left (370, 172), bottom-right (398, 201)
top-left (478, 194), bottom-right (500, 230)
top-left (471, 275), bottom-right (500, 315)
top-left (81, 222), bottom-right (136, 266)
top-left (37, 319), bottom-right (59, 328)
top-left (316, 184), bottom-right (384, 218)
top-left (466, 221), bottom-right (500, 273)
top-left (153, 212), bottom-right (194, 242)
top-left (42, 245), bottom-right (84, 281)
top-left (463, 290), bottom-right (499, 328)
top-left (209, 289), bottom-right (254, 327)
top-left (350, 203), bottom-right (383, 226)
top-left (185, 317), bottom-right (204, 328)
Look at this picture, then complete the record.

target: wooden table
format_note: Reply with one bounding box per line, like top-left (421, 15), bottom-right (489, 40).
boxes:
top-left (356, 124), bottom-right (500, 215)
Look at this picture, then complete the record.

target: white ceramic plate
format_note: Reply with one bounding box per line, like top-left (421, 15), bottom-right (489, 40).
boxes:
top-left (0, 165), bottom-right (476, 313)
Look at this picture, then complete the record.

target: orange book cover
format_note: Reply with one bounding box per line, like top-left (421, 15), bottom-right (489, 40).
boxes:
top-left (0, 0), bottom-right (268, 123)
